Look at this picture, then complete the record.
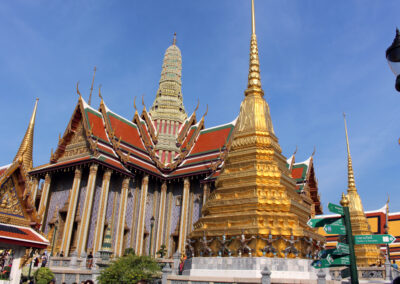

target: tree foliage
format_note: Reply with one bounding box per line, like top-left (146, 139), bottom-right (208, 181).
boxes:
top-left (33, 267), bottom-right (55, 284)
top-left (97, 254), bottom-right (161, 284)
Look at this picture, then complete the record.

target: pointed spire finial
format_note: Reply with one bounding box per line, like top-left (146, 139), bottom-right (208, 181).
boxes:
top-left (14, 98), bottom-right (39, 171)
top-left (245, 0), bottom-right (264, 97)
top-left (251, 0), bottom-right (256, 35)
top-left (88, 66), bottom-right (97, 105)
top-left (343, 113), bottom-right (357, 192)
top-left (98, 84), bottom-right (103, 101)
top-left (173, 32), bottom-right (177, 45)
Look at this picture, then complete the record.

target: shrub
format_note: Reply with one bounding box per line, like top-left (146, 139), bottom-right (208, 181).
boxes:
top-left (34, 267), bottom-right (54, 284)
top-left (97, 254), bottom-right (161, 284)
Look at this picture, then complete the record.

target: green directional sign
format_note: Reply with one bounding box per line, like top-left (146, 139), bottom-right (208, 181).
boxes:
top-left (341, 267), bottom-right (350, 279)
top-left (335, 242), bottom-right (350, 255)
top-left (328, 203), bottom-right (344, 215)
top-left (354, 234), bottom-right (396, 245)
top-left (326, 254), bottom-right (334, 264)
top-left (311, 259), bottom-right (331, 268)
top-left (331, 255), bottom-right (350, 266)
top-left (324, 224), bottom-right (346, 235)
top-left (307, 217), bottom-right (342, 228)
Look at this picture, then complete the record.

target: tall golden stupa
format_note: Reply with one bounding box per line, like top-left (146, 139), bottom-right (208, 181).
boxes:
top-left (189, 0), bottom-right (324, 258)
top-left (343, 115), bottom-right (382, 266)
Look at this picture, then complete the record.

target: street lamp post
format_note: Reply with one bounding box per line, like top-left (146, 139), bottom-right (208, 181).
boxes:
top-left (386, 28), bottom-right (400, 92)
top-left (149, 216), bottom-right (155, 256)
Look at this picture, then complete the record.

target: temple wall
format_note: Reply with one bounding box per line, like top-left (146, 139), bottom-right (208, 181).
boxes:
top-left (44, 172), bottom-right (73, 234)
top-left (124, 179), bottom-right (136, 250)
top-left (190, 182), bottom-right (203, 234)
top-left (129, 183), bottom-right (141, 251)
top-left (143, 179), bottom-right (155, 254)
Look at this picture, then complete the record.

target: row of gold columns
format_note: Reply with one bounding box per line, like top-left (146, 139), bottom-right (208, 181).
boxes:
top-left (38, 173), bottom-right (51, 228)
top-left (155, 182), bottom-right (167, 255)
top-left (178, 178), bottom-right (190, 254)
top-left (115, 177), bottom-right (130, 257)
top-left (60, 168), bottom-right (82, 256)
top-left (135, 175), bottom-right (149, 255)
top-left (76, 164), bottom-right (98, 256)
top-left (92, 169), bottom-right (112, 254)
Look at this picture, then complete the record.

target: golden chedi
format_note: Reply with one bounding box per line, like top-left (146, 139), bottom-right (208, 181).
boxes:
top-left (343, 115), bottom-right (382, 266)
top-left (189, 0), bottom-right (324, 258)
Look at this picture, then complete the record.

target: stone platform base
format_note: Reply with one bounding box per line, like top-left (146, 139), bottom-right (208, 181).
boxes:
top-left (182, 257), bottom-right (332, 281)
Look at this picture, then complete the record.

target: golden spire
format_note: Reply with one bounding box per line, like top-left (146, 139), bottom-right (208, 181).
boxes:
top-left (343, 113), bottom-right (356, 192)
top-left (251, 0), bottom-right (256, 35)
top-left (14, 98), bottom-right (38, 171)
top-left (173, 32), bottom-right (177, 45)
top-left (245, 0), bottom-right (264, 97)
top-left (88, 66), bottom-right (97, 105)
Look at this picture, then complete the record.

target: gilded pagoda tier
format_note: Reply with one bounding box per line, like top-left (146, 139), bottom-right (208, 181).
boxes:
top-left (189, 124), bottom-right (325, 258)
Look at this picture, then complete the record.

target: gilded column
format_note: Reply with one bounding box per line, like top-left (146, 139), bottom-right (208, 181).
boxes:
top-left (166, 190), bottom-right (173, 257)
top-left (92, 169), bottom-right (112, 253)
top-left (30, 177), bottom-right (39, 207)
top-left (135, 175), bottom-right (149, 255)
top-left (202, 183), bottom-right (209, 206)
top-left (76, 164), bottom-right (98, 256)
top-left (38, 173), bottom-right (51, 230)
top-left (115, 177), bottom-right (130, 257)
top-left (60, 168), bottom-right (82, 256)
top-left (178, 178), bottom-right (190, 254)
top-left (155, 182), bottom-right (167, 255)
top-left (129, 185), bottom-right (139, 248)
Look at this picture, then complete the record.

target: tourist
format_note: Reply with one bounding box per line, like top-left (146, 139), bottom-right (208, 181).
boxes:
top-left (86, 251), bottom-right (93, 269)
top-left (392, 260), bottom-right (398, 270)
top-left (393, 276), bottom-right (400, 284)
top-left (41, 253), bottom-right (47, 267)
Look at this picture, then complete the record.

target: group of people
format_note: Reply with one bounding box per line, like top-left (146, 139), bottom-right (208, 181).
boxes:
top-left (0, 249), bottom-right (13, 279)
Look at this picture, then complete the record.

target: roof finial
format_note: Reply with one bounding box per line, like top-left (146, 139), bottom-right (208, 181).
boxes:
top-left (245, 0), bottom-right (263, 97)
top-left (173, 32), bottom-right (177, 45)
top-left (251, 0), bottom-right (256, 35)
top-left (88, 66), bottom-right (97, 105)
top-left (76, 81), bottom-right (81, 97)
top-left (14, 98), bottom-right (39, 171)
top-left (343, 113), bottom-right (357, 192)
top-left (98, 84), bottom-right (103, 101)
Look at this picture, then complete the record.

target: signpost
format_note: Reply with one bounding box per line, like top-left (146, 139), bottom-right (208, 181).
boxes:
top-left (328, 202), bottom-right (344, 215)
top-left (324, 224), bottom-right (346, 235)
top-left (307, 217), bottom-right (343, 228)
top-left (354, 234), bottom-right (396, 245)
top-left (308, 199), bottom-right (359, 284)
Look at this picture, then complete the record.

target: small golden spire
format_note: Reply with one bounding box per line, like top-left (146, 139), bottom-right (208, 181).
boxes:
top-left (340, 192), bottom-right (349, 207)
top-left (173, 32), bottom-right (177, 45)
top-left (88, 66), bottom-right (97, 105)
top-left (14, 98), bottom-right (39, 171)
top-left (343, 113), bottom-right (357, 192)
top-left (245, 0), bottom-right (263, 97)
top-left (251, 0), bottom-right (256, 35)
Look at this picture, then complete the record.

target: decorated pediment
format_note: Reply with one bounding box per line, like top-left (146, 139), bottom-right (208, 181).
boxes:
top-left (0, 178), bottom-right (24, 217)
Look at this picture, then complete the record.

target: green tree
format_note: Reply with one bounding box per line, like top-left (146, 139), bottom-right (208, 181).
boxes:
top-left (33, 267), bottom-right (55, 284)
top-left (97, 254), bottom-right (161, 284)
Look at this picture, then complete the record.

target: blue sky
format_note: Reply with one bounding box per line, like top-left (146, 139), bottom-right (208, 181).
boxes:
top-left (0, 0), bottom-right (399, 212)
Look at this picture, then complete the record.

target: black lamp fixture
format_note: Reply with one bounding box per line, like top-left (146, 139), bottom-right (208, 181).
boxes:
top-left (150, 216), bottom-right (155, 227)
top-left (386, 28), bottom-right (400, 92)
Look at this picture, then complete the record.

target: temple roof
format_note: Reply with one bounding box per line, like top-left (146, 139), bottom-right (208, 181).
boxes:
top-left (31, 96), bottom-right (236, 180)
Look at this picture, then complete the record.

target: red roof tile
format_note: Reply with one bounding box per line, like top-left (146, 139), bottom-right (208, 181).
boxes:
top-left (0, 223), bottom-right (49, 248)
